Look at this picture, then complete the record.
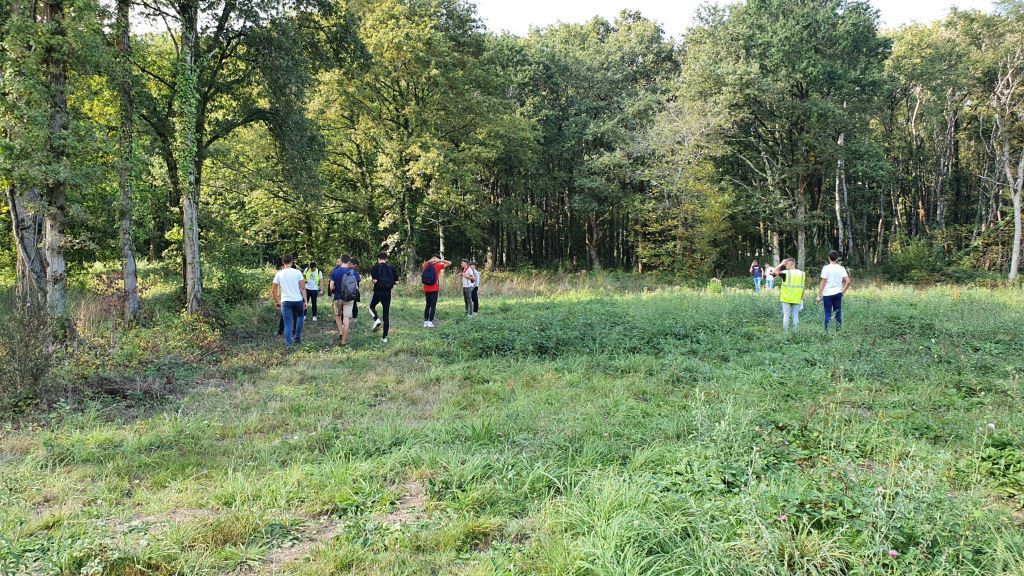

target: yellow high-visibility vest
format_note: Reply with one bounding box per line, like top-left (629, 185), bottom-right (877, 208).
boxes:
top-left (779, 269), bottom-right (805, 304)
top-left (304, 268), bottom-right (322, 285)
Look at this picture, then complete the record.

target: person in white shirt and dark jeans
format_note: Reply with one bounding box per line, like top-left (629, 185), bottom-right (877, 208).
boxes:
top-left (816, 250), bottom-right (851, 331)
top-left (272, 254), bottom-right (308, 348)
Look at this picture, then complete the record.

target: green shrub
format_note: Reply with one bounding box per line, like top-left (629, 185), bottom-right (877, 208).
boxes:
top-left (0, 297), bottom-right (54, 414)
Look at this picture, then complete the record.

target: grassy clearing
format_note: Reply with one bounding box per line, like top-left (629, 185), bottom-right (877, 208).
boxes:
top-left (2, 279), bottom-right (1023, 575)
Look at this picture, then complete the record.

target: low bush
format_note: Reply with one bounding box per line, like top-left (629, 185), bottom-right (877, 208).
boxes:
top-left (0, 296), bottom-right (54, 413)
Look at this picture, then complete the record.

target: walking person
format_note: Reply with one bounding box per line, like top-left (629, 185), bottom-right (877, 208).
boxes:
top-left (303, 261), bottom-right (323, 321)
top-left (271, 254), bottom-right (307, 348)
top-left (349, 258), bottom-right (361, 324)
top-left (329, 254), bottom-right (359, 346)
top-left (460, 259), bottom-right (477, 318)
top-left (369, 252), bottom-right (398, 344)
top-left (750, 259), bottom-right (763, 293)
top-left (764, 262), bottom-right (776, 290)
top-left (470, 260), bottom-right (480, 316)
top-left (772, 258), bottom-right (806, 333)
top-left (815, 250), bottom-right (851, 331)
top-left (421, 255), bottom-right (451, 328)
top-left (277, 254), bottom-right (300, 338)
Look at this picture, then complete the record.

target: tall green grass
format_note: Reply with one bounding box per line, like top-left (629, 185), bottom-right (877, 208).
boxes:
top-left (1, 280), bottom-right (1022, 575)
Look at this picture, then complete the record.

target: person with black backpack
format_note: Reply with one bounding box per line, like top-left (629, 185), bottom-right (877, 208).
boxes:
top-left (369, 252), bottom-right (398, 343)
top-left (329, 254), bottom-right (360, 346)
top-left (421, 255), bottom-right (451, 328)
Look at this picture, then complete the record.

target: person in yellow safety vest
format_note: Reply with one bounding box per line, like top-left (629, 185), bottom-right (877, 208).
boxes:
top-left (772, 257), bottom-right (806, 333)
top-left (303, 262), bottom-right (324, 321)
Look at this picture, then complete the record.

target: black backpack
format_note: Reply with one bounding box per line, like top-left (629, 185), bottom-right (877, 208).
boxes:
top-left (376, 264), bottom-right (397, 290)
top-left (421, 264), bottom-right (438, 286)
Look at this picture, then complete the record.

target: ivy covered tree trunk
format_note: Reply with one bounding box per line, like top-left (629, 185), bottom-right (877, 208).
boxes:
top-left (3, 2), bottom-right (47, 310)
top-left (5, 183), bottom-right (47, 309)
top-left (42, 0), bottom-right (69, 318)
top-left (116, 0), bottom-right (140, 320)
top-left (174, 0), bottom-right (203, 314)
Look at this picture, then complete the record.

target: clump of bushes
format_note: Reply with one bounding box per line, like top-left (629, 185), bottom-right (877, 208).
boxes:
top-left (0, 299), bottom-right (55, 414)
top-left (883, 238), bottom-right (986, 283)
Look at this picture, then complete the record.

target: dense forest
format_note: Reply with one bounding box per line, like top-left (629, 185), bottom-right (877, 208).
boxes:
top-left (2, 0), bottom-right (1024, 317)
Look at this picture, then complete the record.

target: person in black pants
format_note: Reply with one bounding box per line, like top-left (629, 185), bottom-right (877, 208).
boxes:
top-left (350, 258), bottom-right (361, 323)
top-left (369, 252), bottom-right (399, 343)
top-left (470, 260), bottom-right (480, 316)
top-left (303, 261), bottom-right (323, 321)
top-left (421, 256), bottom-right (450, 328)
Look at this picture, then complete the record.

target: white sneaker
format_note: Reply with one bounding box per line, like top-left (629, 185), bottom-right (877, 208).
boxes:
top-left (381, 337), bottom-right (389, 344)
top-left (372, 318), bottom-right (383, 332)
top-left (424, 321), bottom-right (430, 328)
top-left (312, 316), bottom-right (318, 322)
top-left (427, 321), bottom-right (435, 328)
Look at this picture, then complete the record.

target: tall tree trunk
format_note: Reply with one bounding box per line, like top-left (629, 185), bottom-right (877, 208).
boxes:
top-left (3, 1), bottom-right (47, 310)
top-left (116, 0), bottom-right (140, 320)
top-left (6, 183), bottom-right (47, 309)
top-left (933, 96), bottom-right (959, 232)
top-left (42, 0), bottom-right (69, 319)
top-left (586, 215), bottom-right (601, 270)
top-left (841, 164), bottom-right (853, 259)
top-left (438, 223), bottom-right (445, 260)
top-left (834, 131), bottom-right (847, 254)
top-left (796, 180), bottom-right (807, 269)
top-left (1006, 149), bottom-right (1024, 282)
top-left (175, 0), bottom-right (203, 313)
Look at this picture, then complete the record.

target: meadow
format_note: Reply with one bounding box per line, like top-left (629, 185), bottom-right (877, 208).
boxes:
top-left (1, 274), bottom-right (1023, 575)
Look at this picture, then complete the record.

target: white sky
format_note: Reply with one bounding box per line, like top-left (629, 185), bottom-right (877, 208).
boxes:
top-left (471, 0), bottom-right (996, 38)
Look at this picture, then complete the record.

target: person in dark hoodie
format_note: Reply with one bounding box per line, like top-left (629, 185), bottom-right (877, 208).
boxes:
top-left (368, 252), bottom-right (399, 344)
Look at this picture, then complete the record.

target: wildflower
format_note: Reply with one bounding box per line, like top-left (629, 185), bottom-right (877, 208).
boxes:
top-left (778, 514), bottom-right (788, 522)
top-left (888, 549), bottom-right (899, 559)
top-left (987, 423), bottom-right (996, 431)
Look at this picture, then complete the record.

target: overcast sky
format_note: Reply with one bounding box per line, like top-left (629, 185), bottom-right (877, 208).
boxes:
top-left (471, 0), bottom-right (996, 38)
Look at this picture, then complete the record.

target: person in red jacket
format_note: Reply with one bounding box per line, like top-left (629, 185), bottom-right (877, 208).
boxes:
top-left (422, 255), bottom-right (451, 328)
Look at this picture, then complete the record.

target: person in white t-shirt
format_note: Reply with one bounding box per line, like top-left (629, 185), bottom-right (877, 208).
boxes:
top-left (272, 254), bottom-right (308, 348)
top-left (460, 259), bottom-right (477, 318)
top-left (764, 263), bottom-right (776, 289)
top-left (815, 250), bottom-right (851, 331)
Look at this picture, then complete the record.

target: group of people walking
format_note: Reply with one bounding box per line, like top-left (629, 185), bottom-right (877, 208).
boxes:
top-left (752, 250), bottom-right (852, 333)
top-left (272, 248), bottom-right (848, 350)
top-left (271, 252), bottom-right (482, 348)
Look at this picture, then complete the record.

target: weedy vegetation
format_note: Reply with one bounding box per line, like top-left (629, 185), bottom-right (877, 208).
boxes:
top-left (1, 272), bottom-right (1022, 575)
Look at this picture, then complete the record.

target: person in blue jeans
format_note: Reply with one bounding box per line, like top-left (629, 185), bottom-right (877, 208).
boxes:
top-left (271, 254), bottom-right (308, 348)
top-left (815, 250), bottom-right (851, 330)
top-left (749, 259), bottom-right (763, 292)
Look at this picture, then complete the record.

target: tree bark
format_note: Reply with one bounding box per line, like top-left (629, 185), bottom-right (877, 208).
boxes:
top-left (1006, 149), bottom-right (1023, 282)
top-left (175, 0), bottom-right (203, 313)
top-left (116, 0), bottom-right (140, 320)
top-left (834, 130), bottom-right (847, 254)
top-left (42, 0), bottom-right (69, 318)
top-left (796, 179), bottom-right (807, 269)
top-left (6, 183), bottom-right (47, 309)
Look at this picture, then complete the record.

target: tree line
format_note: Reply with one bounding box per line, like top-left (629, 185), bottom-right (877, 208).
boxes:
top-left (2, 0), bottom-right (1023, 320)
